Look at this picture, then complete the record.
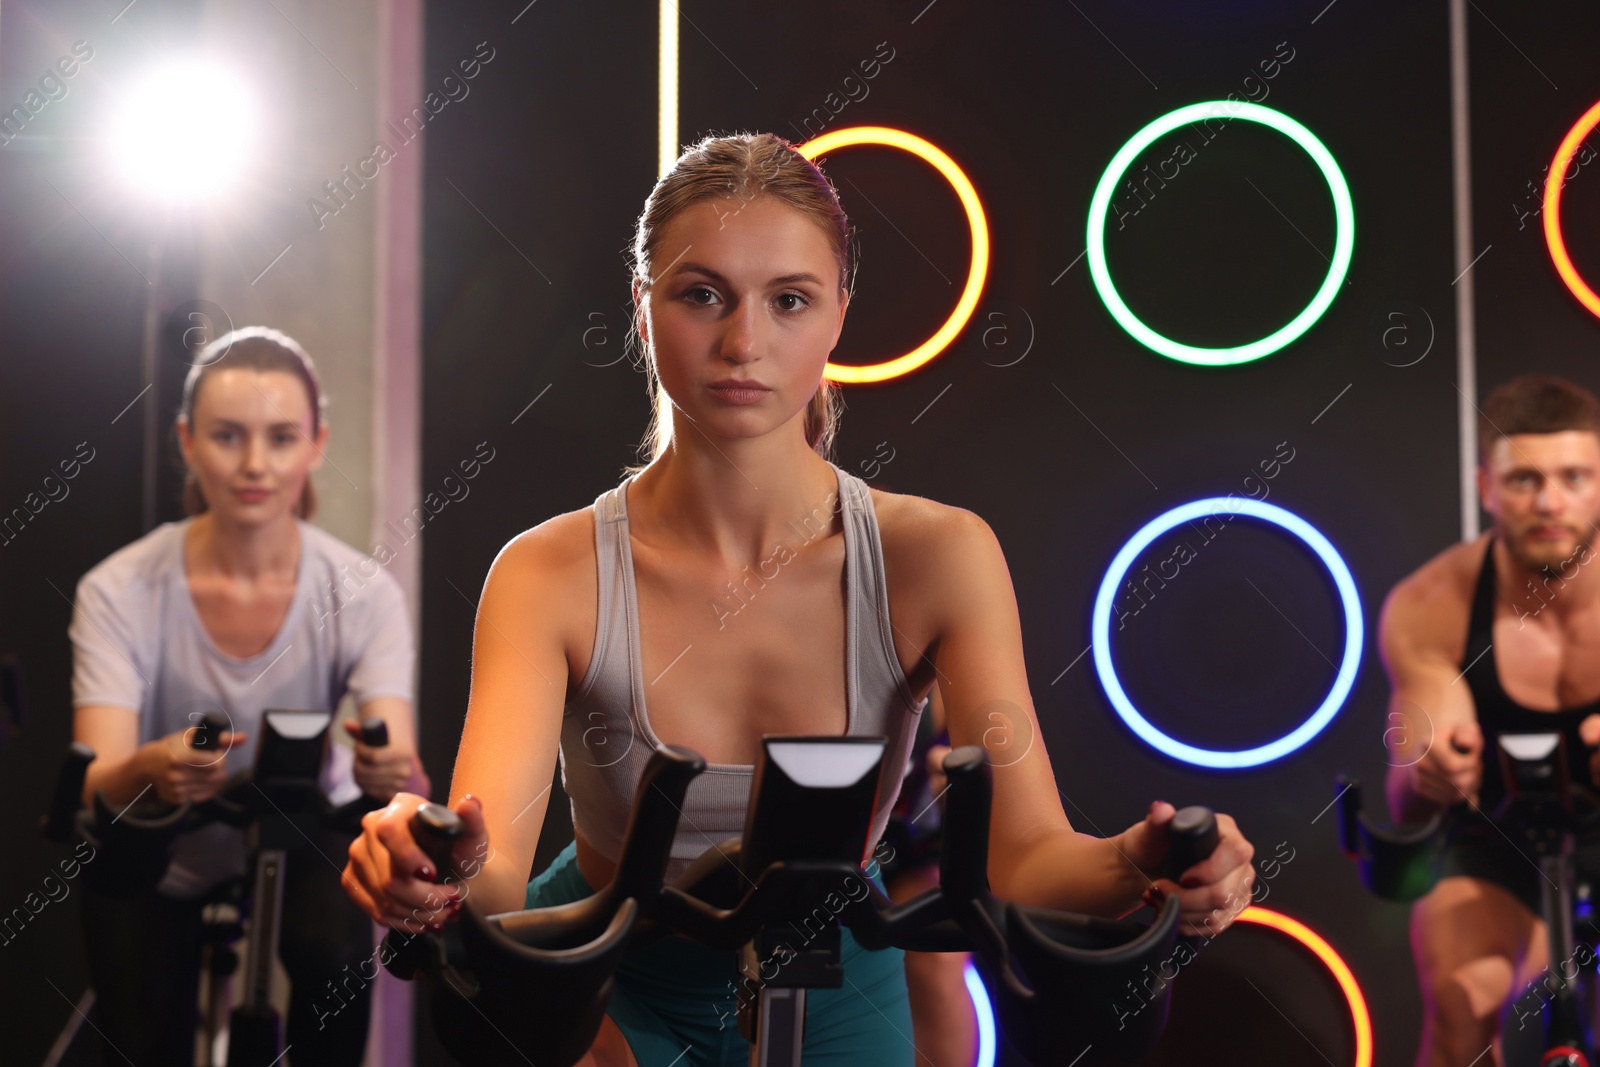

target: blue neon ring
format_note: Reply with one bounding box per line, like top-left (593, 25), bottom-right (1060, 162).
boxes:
top-left (1092, 498), bottom-right (1363, 769)
top-left (964, 961), bottom-right (997, 1067)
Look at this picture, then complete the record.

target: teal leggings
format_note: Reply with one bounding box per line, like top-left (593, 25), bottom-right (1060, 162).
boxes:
top-left (524, 840), bottom-right (914, 1066)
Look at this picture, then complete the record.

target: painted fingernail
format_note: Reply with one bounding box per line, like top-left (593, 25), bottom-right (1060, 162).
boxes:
top-left (415, 865), bottom-right (435, 881)
top-left (429, 922), bottom-right (444, 932)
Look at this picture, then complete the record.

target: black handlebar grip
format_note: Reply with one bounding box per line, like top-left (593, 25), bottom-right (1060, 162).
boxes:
top-left (1, 656), bottom-right (25, 744)
top-left (43, 742), bottom-right (95, 842)
top-left (939, 746), bottom-right (994, 904)
top-left (611, 744), bottom-right (705, 904)
top-left (1335, 776), bottom-right (1362, 859)
top-left (192, 713), bottom-right (230, 751)
top-left (411, 802), bottom-right (464, 881)
top-left (359, 719), bottom-right (389, 748)
top-left (1163, 806), bottom-right (1219, 883)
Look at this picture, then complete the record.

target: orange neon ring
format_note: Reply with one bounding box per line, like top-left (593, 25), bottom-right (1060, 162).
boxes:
top-left (1544, 99), bottom-right (1600, 319)
top-left (798, 127), bottom-right (990, 384)
top-left (1237, 907), bottom-right (1373, 1067)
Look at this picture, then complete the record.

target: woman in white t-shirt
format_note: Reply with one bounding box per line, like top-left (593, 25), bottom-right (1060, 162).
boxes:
top-left (69, 326), bottom-right (429, 1066)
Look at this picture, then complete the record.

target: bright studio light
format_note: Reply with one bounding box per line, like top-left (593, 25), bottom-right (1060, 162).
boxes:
top-left (110, 62), bottom-right (254, 201)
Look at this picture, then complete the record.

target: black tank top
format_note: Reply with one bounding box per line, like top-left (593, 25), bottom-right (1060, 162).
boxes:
top-left (1462, 536), bottom-right (1600, 812)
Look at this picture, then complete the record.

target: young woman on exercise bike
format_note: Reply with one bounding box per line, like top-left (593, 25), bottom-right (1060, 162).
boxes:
top-left (343, 132), bottom-right (1257, 1067)
top-left (70, 327), bottom-right (430, 1065)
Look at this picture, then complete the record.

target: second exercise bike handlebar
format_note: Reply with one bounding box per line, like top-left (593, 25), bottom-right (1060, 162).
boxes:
top-left (44, 712), bottom-right (393, 897)
top-left (1337, 731), bottom-right (1600, 1065)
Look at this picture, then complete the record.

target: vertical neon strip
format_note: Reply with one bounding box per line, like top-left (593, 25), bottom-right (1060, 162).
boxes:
top-left (1449, 0), bottom-right (1479, 541)
top-left (658, 0), bottom-right (678, 178)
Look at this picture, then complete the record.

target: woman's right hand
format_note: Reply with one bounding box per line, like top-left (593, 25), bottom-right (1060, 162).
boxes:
top-left (344, 792), bottom-right (490, 934)
top-left (138, 725), bottom-right (247, 805)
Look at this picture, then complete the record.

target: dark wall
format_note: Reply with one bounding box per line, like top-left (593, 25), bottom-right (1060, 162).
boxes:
top-left (415, 3), bottom-right (658, 1061)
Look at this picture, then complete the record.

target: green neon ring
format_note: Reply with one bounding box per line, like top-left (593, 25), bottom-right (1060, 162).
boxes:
top-left (1087, 101), bottom-right (1355, 366)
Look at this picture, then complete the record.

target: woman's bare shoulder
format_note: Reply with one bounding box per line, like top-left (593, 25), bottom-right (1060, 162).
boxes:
top-left (868, 486), bottom-right (998, 579)
top-left (479, 503), bottom-right (602, 676)
top-left (868, 487), bottom-right (1013, 659)
top-left (870, 484), bottom-right (988, 538)
top-left (487, 502), bottom-right (597, 591)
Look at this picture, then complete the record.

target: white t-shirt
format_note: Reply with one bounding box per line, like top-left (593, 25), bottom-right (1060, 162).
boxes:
top-left (69, 517), bottom-right (415, 897)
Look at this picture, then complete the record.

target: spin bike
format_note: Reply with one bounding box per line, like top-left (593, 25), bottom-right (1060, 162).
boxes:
top-left (382, 735), bottom-right (1221, 1067)
top-left (43, 709), bottom-right (392, 1067)
top-left (1337, 732), bottom-right (1600, 1067)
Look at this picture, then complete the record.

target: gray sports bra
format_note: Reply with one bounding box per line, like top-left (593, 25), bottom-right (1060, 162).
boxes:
top-left (556, 462), bottom-right (927, 883)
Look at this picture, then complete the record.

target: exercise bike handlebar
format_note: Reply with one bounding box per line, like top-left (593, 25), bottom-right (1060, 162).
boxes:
top-left (1165, 805), bottom-right (1221, 881)
top-left (42, 741), bottom-right (95, 844)
top-left (42, 711), bottom-right (395, 897)
top-left (1336, 730), bottom-right (1600, 903)
top-left (388, 741), bottom-right (1219, 1067)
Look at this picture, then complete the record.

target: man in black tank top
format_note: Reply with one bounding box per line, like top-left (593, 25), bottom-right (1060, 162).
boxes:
top-left (1381, 375), bottom-right (1600, 1067)
top-left (1457, 536), bottom-right (1600, 836)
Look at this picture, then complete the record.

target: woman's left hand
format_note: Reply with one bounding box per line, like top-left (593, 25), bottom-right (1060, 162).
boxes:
top-left (345, 719), bottom-right (430, 800)
top-left (1117, 801), bottom-right (1256, 937)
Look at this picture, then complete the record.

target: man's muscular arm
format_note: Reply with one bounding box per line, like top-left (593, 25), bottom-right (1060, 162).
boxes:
top-left (1380, 563), bottom-right (1485, 824)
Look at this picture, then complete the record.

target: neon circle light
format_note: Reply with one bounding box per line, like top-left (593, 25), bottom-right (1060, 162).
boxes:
top-left (963, 961), bottom-right (997, 1067)
top-left (1091, 497), bottom-right (1362, 768)
top-left (798, 126), bottom-right (990, 384)
top-left (1239, 907), bottom-right (1373, 1067)
top-left (1086, 102), bottom-right (1355, 366)
top-left (1544, 99), bottom-right (1600, 320)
